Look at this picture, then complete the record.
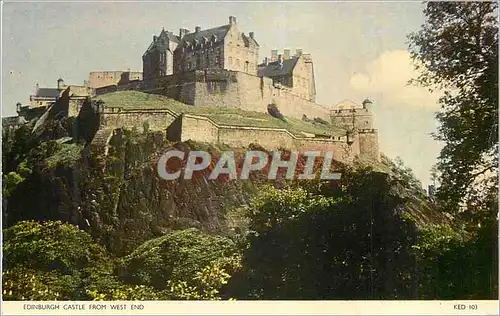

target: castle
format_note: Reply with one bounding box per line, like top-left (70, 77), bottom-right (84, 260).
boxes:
top-left (4, 16), bottom-right (380, 163)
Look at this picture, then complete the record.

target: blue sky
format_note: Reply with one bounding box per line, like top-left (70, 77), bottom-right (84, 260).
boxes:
top-left (2, 1), bottom-right (443, 187)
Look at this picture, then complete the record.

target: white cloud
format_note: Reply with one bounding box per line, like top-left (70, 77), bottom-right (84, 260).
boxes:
top-left (350, 50), bottom-right (440, 109)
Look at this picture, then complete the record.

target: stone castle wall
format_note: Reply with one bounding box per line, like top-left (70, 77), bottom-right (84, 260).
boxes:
top-left (180, 114), bottom-right (355, 163)
top-left (89, 71), bottom-right (143, 89)
top-left (190, 71), bottom-right (330, 121)
top-left (358, 129), bottom-right (380, 162)
top-left (331, 108), bottom-right (374, 130)
top-left (94, 108), bottom-right (357, 163)
top-left (100, 108), bottom-right (178, 133)
top-left (95, 70), bottom-right (331, 121)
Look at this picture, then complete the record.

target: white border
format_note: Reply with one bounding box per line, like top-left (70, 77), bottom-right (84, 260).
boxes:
top-left (1, 300), bottom-right (499, 316)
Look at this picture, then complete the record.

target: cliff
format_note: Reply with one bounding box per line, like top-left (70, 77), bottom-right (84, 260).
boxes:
top-left (3, 126), bottom-right (448, 258)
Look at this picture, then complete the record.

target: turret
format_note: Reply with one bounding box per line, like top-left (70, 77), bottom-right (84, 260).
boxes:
top-left (362, 98), bottom-right (373, 112)
top-left (57, 78), bottom-right (65, 91)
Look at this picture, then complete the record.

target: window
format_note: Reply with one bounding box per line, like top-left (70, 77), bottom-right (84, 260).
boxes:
top-left (215, 56), bottom-right (221, 67)
top-left (244, 61), bottom-right (249, 73)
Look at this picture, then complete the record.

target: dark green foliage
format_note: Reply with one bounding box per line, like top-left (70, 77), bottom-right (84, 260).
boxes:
top-left (408, 2), bottom-right (498, 299)
top-left (2, 268), bottom-right (62, 300)
top-left (415, 223), bottom-right (498, 299)
top-left (3, 221), bottom-right (110, 273)
top-left (267, 103), bottom-right (286, 121)
top-left (2, 221), bottom-right (115, 300)
top-left (232, 166), bottom-right (421, 300)
top-left (119, 228), bottom-right (237, 290)
top-left (408, 2), bottom-right (498, 213)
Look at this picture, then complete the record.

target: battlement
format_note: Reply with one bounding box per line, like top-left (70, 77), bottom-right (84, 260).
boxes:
top-left (331, 108), bottom-right (370, 114)
top-left (262, 48), bottom-right (310, 64)
top-left (358, 128), bottom-right (378, 134)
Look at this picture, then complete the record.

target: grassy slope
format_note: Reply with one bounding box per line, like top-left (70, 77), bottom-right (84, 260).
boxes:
top-left (96, 91), bottom-right (345, 137)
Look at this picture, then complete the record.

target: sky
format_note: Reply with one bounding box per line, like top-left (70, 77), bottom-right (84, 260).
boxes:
top-left (2, 1), bottom-right (443, 188)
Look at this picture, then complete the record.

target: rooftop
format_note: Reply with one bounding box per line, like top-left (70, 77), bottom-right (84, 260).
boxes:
top-left (32, 88), bottom-right (60, 99)
top-left (257, 57), bottom-right (299, 77)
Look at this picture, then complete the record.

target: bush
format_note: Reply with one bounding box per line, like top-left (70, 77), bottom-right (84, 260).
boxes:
top-left (119, 228), bottom-right (237, 290)
top-left (267, 103), bottom-right (286, 122)
top-left (3, 220), bottom-right (115, 299)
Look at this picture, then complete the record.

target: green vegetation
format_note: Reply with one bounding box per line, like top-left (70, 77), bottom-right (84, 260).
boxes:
top-left (97, 91), bottom-right (342, 136)
top-left (119, 228), bottom-right (237, 290)
top-left (45, 143), bottom-right (84, 168)
top-left (2, 130), bottom-right (497, 299)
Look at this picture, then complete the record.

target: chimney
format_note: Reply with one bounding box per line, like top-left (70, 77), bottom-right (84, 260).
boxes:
top-left (179, 28), bottom-right (190, 38)
top-left (229, 16), bottom-right (236, 25)
top-left (283, 49), bottom-right (290, 60)
top-left (249, 32), bottom-right (254, 39)
top-left (264, 57), bottom-right (269, 66)
top-left (295, 48), bottom-right (303, 57)
top-left (195, 26), bottom-right (201, 33)
top-left (271, 49), bottom-right (278, 62)
top-left (278, 54), bottom-right (283, 65)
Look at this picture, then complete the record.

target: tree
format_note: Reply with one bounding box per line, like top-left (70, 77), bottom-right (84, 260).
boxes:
top-left (408, 2), bottom-right (498, 214)
top-left (408, 2), bottom-right (498, 298)
top-left (2, 220), bottom-right (115, 300)
top-left (233, 167), bottom-right (421, 300)
top-left (118, 228), bottom-right (238, 291)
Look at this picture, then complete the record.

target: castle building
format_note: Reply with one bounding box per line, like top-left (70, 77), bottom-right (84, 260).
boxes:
top-left (142, 16), bottom-right (260, 77)
top-left (142, 29), bottom-right (181, 78)
top-left (330, 98), bottom-right (374, 131)
top-left (9, 16), bottom-right (380, 163)
top-left (258, 49), bottom-right (316, 102)
top-left (88, 71), bottom-right (143, 89)
top-left (29, 78), bottom-right (66, 108)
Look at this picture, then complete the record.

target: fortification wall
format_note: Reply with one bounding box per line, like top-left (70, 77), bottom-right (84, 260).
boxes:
top-left (101, 109), bottom-right (177, 133)
top-left (331, 108), bottom-right (373, 130)
top-left (180, 114), bottom-right (219, 143)
top-left (358, 129), bottom-right (380, 162)
top-left (180, 114), bottom-right (354, 162)
top-left (89, 71), bottom-right (143, 89)
top-left (191, 71), bottom-right (330, 121)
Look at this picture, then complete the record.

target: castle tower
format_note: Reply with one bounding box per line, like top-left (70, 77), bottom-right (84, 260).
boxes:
top-left (362, 98), bottom-right (372, 112)
top-left (330, 99), bottom-right (380, 162)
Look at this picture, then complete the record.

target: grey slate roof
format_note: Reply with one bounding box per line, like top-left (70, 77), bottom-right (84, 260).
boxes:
top-left (178, 25), bottom-right (231, 48)
top-left (242, 33), bottom-right (259, 47)
top-left (34, 88), bottom-right (60, 98)
top-left (257, 57), bottom-right (298, 77)
top-left (144, 29), bottom-right (180, 55)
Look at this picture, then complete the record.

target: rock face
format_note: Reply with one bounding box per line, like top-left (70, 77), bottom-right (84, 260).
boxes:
top-left (5, 128), bottom-right (263, 256)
